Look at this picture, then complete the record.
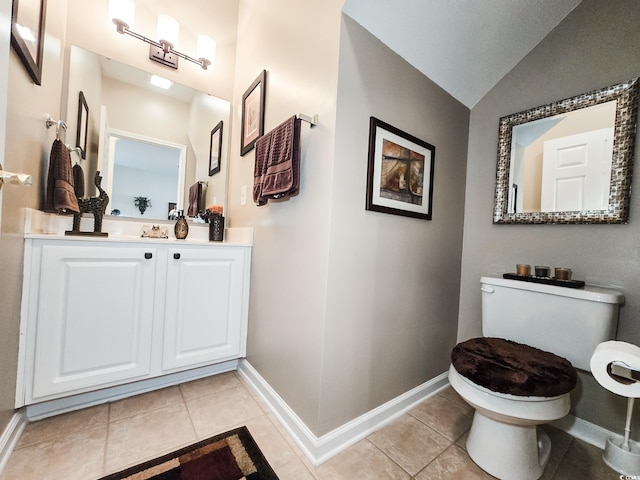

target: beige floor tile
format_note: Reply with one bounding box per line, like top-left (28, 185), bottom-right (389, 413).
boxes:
top-left (553, 437), bottom-right (616, 479)
top-left (108, 386), bottom-right (183, 422)
top-left (17, 404), bottom-right (108, 449)
top-left (275, 457), bottom-right (319, 480)
top-left (415, 443), bottom-right (496, 480)
top-left (244, 415), bottom-right (300, 469)
top-left (265, 412), bottom-right (308, 460)
top-left (314, 439), bottom-right (410, 480)
top-left (179, 370), bottom-right (241, 400)
top-left (3, 372), bottom-right (613, 480)
top-left (539, 425), bottom-right (573, 480)
top-left (438, 386), bottom-right (469, 409)
top-left (368, 414), bottom-right (452, 475)
top-left (104, 402), bottom-right (197, 474)
top-left (238, 375), bottom-right (273, 413)
top-left (456, 430), bottom-right (469, 450)
top-left (409, 394), bottom-right (473, 442)
top-left (184, 384), bottom-right (264, 438)
top-left (0, 425), bottom-right (107, 480)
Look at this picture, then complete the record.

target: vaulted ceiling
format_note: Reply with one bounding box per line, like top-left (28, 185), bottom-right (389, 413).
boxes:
top-left (342, 0), bottom-right (583, 108)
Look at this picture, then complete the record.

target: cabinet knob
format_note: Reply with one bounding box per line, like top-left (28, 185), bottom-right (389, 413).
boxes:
top-left (144, 252), bottom-right (153, 259)
top-left (173, 253), bottom-right (181, 260)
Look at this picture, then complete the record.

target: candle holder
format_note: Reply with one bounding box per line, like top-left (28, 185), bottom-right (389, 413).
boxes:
top-left (200, 206), bottom-right (224, 242)
top-left (209, 214), bottom-right (224, 241)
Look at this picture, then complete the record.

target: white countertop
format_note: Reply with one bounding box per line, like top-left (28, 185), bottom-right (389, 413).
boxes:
top-left (24, 208), bottom-right (253, 246)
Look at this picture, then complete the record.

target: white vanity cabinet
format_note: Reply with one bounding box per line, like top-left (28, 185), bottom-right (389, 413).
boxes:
top-left (28, 243), bottom-right (158, 400)
top-left (162, 247), bottom-right (247, 371)
top-left (18, 236), bottom-right (251, 407)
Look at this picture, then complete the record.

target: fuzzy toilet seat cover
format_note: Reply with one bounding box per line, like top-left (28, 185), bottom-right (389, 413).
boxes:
top-left (451, 337), bottom-right (577, 397)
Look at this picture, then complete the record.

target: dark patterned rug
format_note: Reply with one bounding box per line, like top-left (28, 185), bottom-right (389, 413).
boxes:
top-left (99, 426), bottom-right (279, 480)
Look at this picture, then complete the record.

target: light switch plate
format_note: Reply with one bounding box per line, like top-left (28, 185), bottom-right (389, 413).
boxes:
top-left (240, 185), bottom-right (247, 206)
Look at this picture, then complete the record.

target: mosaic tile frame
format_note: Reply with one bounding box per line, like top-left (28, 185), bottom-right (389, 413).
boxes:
top-left (493, 78), bottom-right (639, 224)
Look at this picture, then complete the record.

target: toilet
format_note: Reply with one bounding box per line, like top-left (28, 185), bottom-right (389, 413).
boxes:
top-left (449, 276), bottom-right (624, 480)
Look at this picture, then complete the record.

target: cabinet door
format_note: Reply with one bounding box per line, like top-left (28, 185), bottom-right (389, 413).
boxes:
top-left (31, 244), bottom-right (157, 400)
top-left (163, 248), bottom-right (247, 370)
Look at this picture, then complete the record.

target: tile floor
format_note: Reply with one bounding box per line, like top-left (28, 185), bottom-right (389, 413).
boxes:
top-left (0, 371), bottom-right (619, 479)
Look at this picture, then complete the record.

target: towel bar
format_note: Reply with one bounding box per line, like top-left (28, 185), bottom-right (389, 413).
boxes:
top-left (297, 113), bottom-right (318, 127)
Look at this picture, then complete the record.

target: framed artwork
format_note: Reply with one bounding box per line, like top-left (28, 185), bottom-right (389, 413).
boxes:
top-left (76, 91), bottom-right (89, 160)
top-left (240, 70), bottom-right (267, 156)
top-left (10, 0), bottom-right (47, 85)
top-left (366, 117), bottom-right (435, 220)
top-left (209, 120), bottom-right (223, 176)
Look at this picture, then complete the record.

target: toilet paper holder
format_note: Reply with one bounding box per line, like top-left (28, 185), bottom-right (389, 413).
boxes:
top-left (609, 361), bottom-right (640, 384)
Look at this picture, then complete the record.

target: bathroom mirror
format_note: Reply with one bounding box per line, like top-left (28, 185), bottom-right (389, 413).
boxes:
top-left (63, 46), bottom-right (230, 221)
top-left (493, 78), bottom-right (639, 224)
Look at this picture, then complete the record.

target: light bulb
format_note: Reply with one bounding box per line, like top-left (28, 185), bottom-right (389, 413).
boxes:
top-left (196, 35), bottom-right (216, 65)
top-left (157, 14), bottom-right (179, 49)
top-left (109, 0), bottom-right (135, 29)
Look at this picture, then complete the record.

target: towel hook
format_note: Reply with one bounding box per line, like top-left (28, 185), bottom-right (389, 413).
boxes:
top-left (44, 114), bottom-right (68, 140)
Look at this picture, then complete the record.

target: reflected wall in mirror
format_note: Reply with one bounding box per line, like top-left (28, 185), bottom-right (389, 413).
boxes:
top-left (64, 45), bottom-right (230, 222)
top-left (493, 78), bottom-right (639, 224)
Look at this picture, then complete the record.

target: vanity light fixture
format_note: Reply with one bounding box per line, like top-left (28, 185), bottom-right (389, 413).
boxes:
top-left (109, 0), bottom-right (216, 70)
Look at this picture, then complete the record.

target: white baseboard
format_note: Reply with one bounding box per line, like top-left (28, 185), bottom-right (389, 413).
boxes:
top-left (238, 360), bottom-right (449, 466)
top-left (552, 413), bottom-right (620, 449)
top-left (25, 360), bottom-right (239, 420)
top-left (0, 411), bottom-right (27, 475)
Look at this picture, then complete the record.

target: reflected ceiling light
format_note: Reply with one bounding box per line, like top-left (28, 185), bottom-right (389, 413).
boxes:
top-left (109, 0), bottom-right (215, 70)
top-left (150, 75), bottom-right (173, 89)
top-left (15, 24), bottom-right (36, 42)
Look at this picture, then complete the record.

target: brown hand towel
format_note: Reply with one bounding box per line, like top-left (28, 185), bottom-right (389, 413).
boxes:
top-left (253, 116), bottom-right (301, 206)
top-left (72, 163), bottom-right (85, 198)
top-left (45, 139), bottom-right (80, 214)
top-left (187, 182), bottom-right (202, 217)
top-left (253, 130), bottom-right (273, 206)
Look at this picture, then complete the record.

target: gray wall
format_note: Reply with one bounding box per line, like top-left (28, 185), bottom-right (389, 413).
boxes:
top-left (229, 1), bottom-right (468, 436)
top-left (317, 16), bottom-right (468, 434)
top-left (459, 0), bottom-right (640, 433)
top-left (228, 0), bottom-right (344, 435)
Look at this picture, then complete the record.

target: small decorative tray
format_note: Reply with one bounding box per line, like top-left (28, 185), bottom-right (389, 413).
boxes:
top-left (503, 273), bottom-right (585, 289)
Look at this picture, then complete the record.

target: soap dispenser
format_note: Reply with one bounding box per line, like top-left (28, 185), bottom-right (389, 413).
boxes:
top-left (174, 210), bottom-right (189, 239)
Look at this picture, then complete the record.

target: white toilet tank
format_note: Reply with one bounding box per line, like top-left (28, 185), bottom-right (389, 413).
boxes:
top-left (480, 276), bottom-right (624, 370)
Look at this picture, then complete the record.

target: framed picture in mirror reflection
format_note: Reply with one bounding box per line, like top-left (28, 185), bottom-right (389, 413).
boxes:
top-left (209, 121), bottom-right (223, 176)
top-left (240, 70), bottom-right (267, 156)
top-left (76, 91), bottom-right (89, 160)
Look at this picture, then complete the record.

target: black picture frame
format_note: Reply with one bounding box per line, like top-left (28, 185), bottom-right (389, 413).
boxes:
top-left (240, 70), bottom-right (267, 156)
top-left (366, 117), bottom-right (435, 220)
top-left (209, 120), bottom-right (223, 176)
top-left (10, 0), bottom-right (47, 85)
top-left (76, 91), bottom-right (89, 160)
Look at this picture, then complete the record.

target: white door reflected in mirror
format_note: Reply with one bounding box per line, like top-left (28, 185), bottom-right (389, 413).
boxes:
top-left (107, 134), bottom-right (186, 219)
top-left (508, 100), bottom-right (617, 214)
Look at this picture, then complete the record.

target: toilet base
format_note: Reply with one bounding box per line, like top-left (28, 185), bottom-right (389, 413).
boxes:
top-left (466, 411), bottom-right (551, 480)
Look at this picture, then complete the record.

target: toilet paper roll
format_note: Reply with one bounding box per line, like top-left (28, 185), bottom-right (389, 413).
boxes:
top-left (591, 341), bottom-right (640, 398)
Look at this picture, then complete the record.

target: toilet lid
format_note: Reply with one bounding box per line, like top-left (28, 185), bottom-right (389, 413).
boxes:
top-left (451, 337), bottom-right (577, 397)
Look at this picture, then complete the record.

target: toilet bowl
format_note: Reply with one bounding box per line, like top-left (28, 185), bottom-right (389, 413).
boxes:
top-left (449, 365), bottom-right (570, 480)
top-left (449, 276), bottom-right (624, 480)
